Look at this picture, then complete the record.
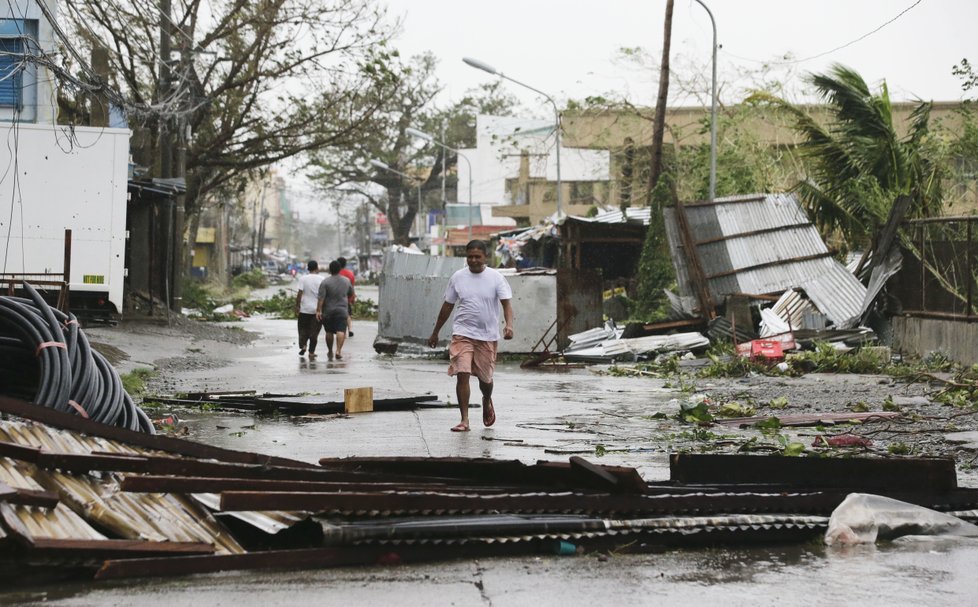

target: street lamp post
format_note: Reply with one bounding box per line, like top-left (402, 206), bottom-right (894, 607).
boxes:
top-left (405, 127), bottom-right (475, 239)
top-left (369, 159), bottom-right (423, 241)
top-left (692, 0), bottom-right (718, 201)
top-left (463, 57), bottom-right (563, 218)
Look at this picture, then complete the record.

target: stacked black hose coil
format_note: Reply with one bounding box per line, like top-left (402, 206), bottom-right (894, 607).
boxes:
top-left (0, 282), bottom-right (154, 433)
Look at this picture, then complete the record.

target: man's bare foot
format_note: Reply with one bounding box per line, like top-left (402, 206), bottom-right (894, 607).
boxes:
top-left (451, 422), bottom-right (470, 432)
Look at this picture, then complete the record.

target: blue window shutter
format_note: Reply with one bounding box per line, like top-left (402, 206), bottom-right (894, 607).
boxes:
top-left (0, 37), bottom-right (23, 108)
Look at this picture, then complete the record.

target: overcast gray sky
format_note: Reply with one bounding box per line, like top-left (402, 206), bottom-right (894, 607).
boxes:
top-left (381, 0), bottom-right (974, 110)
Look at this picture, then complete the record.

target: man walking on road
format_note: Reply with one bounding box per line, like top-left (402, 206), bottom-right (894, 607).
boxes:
top-left (294, 260), bottom-right (324, 359)
top-left (428, 240), bottom-right (514, 432)
top-left (316, 260), bottom-right (354, 361)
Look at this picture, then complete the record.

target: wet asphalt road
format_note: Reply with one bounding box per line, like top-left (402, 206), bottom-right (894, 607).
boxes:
top-left (6, 284), bottom-right (978, 605)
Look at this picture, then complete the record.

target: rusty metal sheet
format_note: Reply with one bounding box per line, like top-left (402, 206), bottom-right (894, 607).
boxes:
top-left (556, 268), bottom-right (603, 350)
top-left (670, 453), bottom-right (957, 492)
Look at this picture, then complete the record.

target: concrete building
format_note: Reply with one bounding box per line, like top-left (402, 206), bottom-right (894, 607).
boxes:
top-left (562, 102), bottom-right (975, 212)
top-left (458, 115), bottom-right (612, 226)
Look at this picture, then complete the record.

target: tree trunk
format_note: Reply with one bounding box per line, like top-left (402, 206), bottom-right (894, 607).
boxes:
top-left (647, 0), bottom-right (674, 203)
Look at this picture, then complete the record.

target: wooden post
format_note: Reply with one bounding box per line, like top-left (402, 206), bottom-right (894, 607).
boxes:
top-left (344, 388), bottom-right (373, 414)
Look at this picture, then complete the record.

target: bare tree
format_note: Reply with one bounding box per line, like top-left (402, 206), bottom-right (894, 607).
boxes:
top-left (61, 0), bottom-right (398, 264)
top-left (308, 55), bottom-right (518, 244)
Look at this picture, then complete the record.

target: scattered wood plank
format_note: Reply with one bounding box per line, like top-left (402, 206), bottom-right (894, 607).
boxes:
top-left (670, 453), bottom-right (957, 492)
top-left (713, 411), bottom-right (902, 428)
top-left (344, 387), bottom-right (373, 414)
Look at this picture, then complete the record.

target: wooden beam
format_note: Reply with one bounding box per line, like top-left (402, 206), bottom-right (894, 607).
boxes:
top-left (0, 395), bottom-right (314, 468)
top-left (95, 544), bottom-right (518, 580)
top-left (0, 482), bottom-right (59, 508)
top-left (0, 440), bottom-right (41, 462)
top-left (31, 538), bottom-right (214, 558)
top-left (35, 452), bottom-right (150, 474)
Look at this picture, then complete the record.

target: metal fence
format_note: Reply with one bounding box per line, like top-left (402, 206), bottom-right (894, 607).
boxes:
top-left (890, 217), bottom-right (978, 320)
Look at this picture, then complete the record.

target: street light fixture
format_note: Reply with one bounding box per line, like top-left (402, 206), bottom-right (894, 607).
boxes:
top-left (463, 56), bottom-right (563, 218)
top-left (369, 159), bottom-right (423, 241)
top-left (404, 127), bottom-right (475, 239)
top-left (692, 0), bottom-right (718, 201)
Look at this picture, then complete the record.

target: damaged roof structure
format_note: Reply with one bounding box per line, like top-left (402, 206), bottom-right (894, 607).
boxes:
top-left (663, 193), bottom-right (868, 330)
top-left (2, 391), bottom-right (978, 583)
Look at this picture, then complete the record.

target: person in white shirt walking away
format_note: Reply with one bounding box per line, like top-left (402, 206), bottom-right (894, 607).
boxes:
top-left (294, 260), bottom-right (325, 359)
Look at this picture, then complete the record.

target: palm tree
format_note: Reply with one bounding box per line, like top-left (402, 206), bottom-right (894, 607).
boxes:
top-left (752, 64), bottom-right (944, 250)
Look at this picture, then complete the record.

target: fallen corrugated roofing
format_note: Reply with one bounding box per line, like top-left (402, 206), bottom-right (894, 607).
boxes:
top-left (664, 193), bottom-right (867, 328)
top-left (570, 207), bottom-right (653, 225)
top-left (0, 419), bottom-right (244, 553)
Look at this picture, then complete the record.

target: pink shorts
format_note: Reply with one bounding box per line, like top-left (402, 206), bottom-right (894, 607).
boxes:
top-left (447, 335), bottom-right (498, 384)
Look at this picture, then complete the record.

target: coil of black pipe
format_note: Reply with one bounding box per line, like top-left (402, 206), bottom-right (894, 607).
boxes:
top-left (0, 282), bottom-right (155, 433)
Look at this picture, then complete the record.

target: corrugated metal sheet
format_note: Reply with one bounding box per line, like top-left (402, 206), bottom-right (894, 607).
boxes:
top-left (572, 207), bottom-right (653, 225)
top-left (664, 194), bottom-right (866, 328)
top-left (378, 250), bottom-right (597, 353)
top-left (193, 492), bottom-right (309, 535)
top-left (382, 248), bottom-right (465, 278)
top-left (0, 420), bottom-right (245, 554)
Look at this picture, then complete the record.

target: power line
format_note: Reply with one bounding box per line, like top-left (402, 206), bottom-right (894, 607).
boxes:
top-left (719, 0), bottom-right (924, 66)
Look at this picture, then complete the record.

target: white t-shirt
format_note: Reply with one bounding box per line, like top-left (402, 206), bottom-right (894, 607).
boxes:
top-left (444, 267), bottom-right (513, 341)
top-left (297, 273), bottom-right (325, 314)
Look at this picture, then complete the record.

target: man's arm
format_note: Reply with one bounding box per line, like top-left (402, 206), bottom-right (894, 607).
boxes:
top-left (500, 299), bottom-right (514, 340)
top-left (427, 301), bottom-right (455, 348)
top-left (315, 284), bottom-right (324, 320)
top-left (295, 288), bottom-right (303, 315)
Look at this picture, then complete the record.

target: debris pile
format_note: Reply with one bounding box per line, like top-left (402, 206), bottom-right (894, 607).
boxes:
top-left (1, 393), bottom-right (976, 583)
top-left (548, 194), bottom-right (899, 365)
top-left (0, 283), bottom-right (153, 432)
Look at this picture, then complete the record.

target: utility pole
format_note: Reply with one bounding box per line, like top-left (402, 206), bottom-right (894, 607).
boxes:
top-left (158, 0), bottom-right (182, 314)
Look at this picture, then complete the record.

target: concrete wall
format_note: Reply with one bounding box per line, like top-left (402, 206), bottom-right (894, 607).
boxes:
top-left (891, 316), bottom-right (978, 366)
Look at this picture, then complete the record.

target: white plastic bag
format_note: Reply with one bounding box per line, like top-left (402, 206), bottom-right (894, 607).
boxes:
top-left (825, 493), bottom-right (978, 545)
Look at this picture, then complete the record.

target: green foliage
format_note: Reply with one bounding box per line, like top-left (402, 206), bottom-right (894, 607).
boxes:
top-left (933, 364), bottom-right (978, 407)
top-left (182, 280), bottom-right (218, 311)
top-left (789, 343), bottom-right (888, 374)
top-left (594, 444), bottom-right (607, 457)
top-left (953, 59), bottom-right (977, 94)
top-left (240, 290), bottom-right (296, 319)
top-left (749, 64), bottom-right (946, 251)
top-left (717, 402), bottom-right (756, 418)
top-left (120, 368), bottom-right (156, 397)
top-left (351, 298), bottom-right (378, 320)
top-left (678, 401), bottom-right (714, 424)
top-left (697, 353), bottom-right (768, 378)
top-left (782, 442), bottom-right (806, 457)
top-left (232, 268), bottom-right (268, 290)
top-left (754, 417), bottom-right (782, 434)
top-left (888, 442), bottom-right (912, 455)
top-left (633, 174), bottom-right (677, 320)
top-left (768, 396), bottom-right (789, 410)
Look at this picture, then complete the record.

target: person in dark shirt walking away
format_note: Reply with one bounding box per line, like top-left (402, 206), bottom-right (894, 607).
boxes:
top-left (428, 240), bottom-right (513, 432)
top-left (337, 257), bottom-right (356, 337)
top-left (294, 260), bottom-right (324, 359)
top-left (316, 260), bottom-right (354, 361)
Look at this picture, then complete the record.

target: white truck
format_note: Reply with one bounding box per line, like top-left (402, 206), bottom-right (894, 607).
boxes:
top-left (0, 123), bottom-right (130, 317)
